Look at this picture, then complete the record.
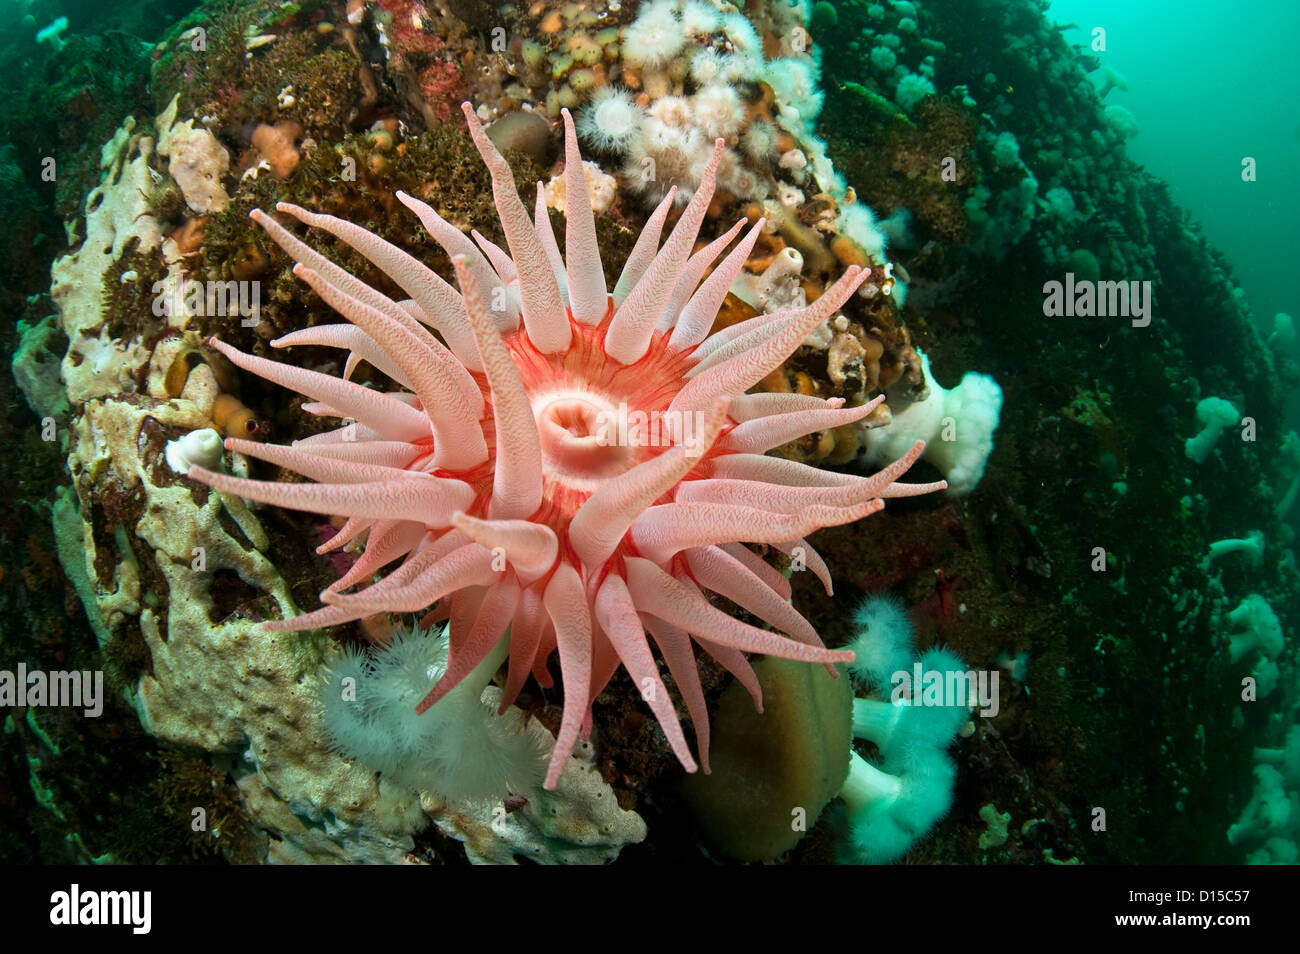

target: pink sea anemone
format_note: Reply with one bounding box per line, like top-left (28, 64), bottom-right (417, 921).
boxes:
top-left (188, 103), bottom-right (944, 788)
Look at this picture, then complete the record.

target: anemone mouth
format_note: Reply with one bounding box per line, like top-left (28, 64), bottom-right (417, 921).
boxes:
top-left (535, 391), bottom-right (636, 483)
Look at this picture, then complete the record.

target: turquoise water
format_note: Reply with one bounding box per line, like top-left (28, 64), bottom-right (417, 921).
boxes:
top-left (1049, 0), bottom-right (1299, 367)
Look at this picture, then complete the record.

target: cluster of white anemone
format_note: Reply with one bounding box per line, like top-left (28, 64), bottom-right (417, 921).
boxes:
top-left (840, 595), bottom-right (970, 863)
top-left (575, 0), bottom-right (826, 207)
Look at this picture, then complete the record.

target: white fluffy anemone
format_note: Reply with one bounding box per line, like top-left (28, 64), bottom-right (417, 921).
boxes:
top-left (681, 0), bottom-right (721, 37)
top-left (318, 624), bottom-right (549, 803)
top-left (690, 47), bottom-right (727, 86)
top-left (839, 596), bottom-right (969, 863)
top-left (766, 57), bottom-right (825, 130)
top-left (692, 83), bottom-right (745, 140)
top-left (624, 0), bottom-right (686, 69)
top-left (577, 86), bottom-right (645, 154)
top-left (721, 11), bottom-right (761, 55)
top-left (714, 148), bottom-right (766, 203)
top-left (647, 94), bottom-right (693, 128)
top-left (624, 118), bottom-right (707, 204)
top-left (859, 351), bottom-right (1003, 496)
top-left (838, 203), bottom-right (889, 262)
top-left (741, 120), bottom-right (777, 162)
top-left (845, 594), bottom-right (914, 691)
